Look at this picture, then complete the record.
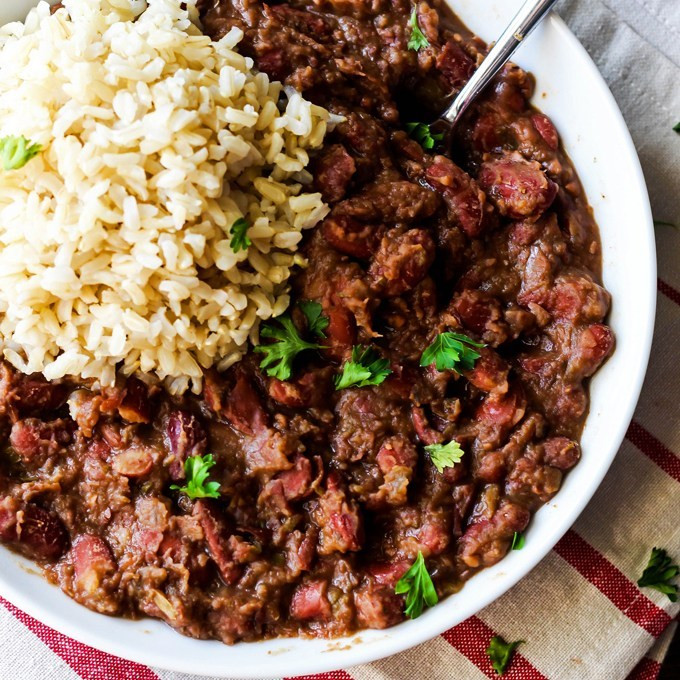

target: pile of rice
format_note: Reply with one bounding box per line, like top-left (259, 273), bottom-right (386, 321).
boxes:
top-left (0, 0), bottom-right (332, 394)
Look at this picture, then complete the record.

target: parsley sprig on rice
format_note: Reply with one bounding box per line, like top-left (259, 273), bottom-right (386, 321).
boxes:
top-left (0, 0), bottom-right (332, 394)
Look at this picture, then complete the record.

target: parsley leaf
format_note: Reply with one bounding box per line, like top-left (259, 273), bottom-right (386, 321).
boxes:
top-left (170, 453), bottom-right (221, 499)
top-left (298, 300), bottom-right (329, 339)
top-left (255, 314), bottom-right (324, 381)
top-left (407, 7), bottom-right (430, 52)
top-left (420, 332), bottom-right (484, 373)
top-left (637, 547), bottom-right (679, 602)
top-left (424, 440), bottom-right (464, 473)
top-left (674, 122), bottom-right (680, 134)
top-left (487, 636), bottom-right (523, 675)
top-left (654, 219), bottom-right (677, 229)
top-left (511, 532), bottom-right (525, 551)
top-left (0, 135), bottom-right (42, 171)
top-left (395, 551), bottom-right (438, 618)
top-left (230, 217), bottom-right (252, 253)
top-left (405, 121), bottom-right (444, 150)
top-left (334, 345), bottom-right (393, 390)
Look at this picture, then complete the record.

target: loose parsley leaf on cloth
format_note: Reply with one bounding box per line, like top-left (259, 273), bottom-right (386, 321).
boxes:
top-left (407, 7), bottom-right (430, 51)
top-left (637, 547), bottom-right (679, 602)
top-left (255, 315), bottom-right (324, 381)
top-left (334, 345), bottom-right (393, 390)
top-left (298, 300), bottom-right (329, 339)
top-left (511, 532), bottom-right (525, 550)
top-left (170, 454), bottom-right (221, 499)
top-left (420, 331), bottom-right (484, 373)
top-left (486, 636), bottom-right (524, 675)
top-left (0, 135), bottom-right (42, 171)
top-left (424, 440), bottom-right (464, 473)
top-left (674, 121), bottom-right (680, 134)
top-left (405, 121), bottom-right (444, 150)
top-left (394, 551), bottom-right (438, 619)
top-left (229, 217), bottom-right (252, 253)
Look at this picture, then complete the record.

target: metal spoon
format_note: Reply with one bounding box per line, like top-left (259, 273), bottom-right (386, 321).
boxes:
top-left (434, 0), bottom-right (559, 135)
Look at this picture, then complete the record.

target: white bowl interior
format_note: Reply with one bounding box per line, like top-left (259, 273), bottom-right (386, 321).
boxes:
top-left (0, 1), bottom-right (656, 677)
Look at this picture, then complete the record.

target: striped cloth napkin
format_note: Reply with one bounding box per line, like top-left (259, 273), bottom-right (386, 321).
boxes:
top-left (1, 0), bottom-right (679, 678)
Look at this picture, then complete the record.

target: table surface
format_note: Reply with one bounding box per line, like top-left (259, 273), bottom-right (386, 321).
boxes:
top-left (659, 631), bottom-right (679, 679)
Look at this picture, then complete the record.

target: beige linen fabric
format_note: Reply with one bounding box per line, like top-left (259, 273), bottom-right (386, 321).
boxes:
top-left (1, 1), bottom-right (679, 678)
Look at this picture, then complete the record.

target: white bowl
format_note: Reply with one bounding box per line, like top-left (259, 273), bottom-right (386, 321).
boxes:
top-left (0, 1), bottom-right (656, 677)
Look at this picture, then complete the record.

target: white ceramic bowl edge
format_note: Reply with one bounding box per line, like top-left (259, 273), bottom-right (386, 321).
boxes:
top-left (0, 1), bottom-right (656, 677)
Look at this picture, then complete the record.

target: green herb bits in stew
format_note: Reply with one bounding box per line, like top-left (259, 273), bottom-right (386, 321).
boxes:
top-left (0, 0), bottom-right (614, 646)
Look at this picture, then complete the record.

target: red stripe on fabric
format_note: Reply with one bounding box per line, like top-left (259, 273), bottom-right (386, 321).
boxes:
top-left (625, 657), bottom-right (662, 680)
top-left (0, 597), bottom-right (159, 680)
top-left (658, 278), bottom-right (680, 306)
top-left (442, 615), bottom-right (547, 679)
top-left (553, 531), bottom-right (672, 637)
top-left (286, 673), bottom-right (353, 680)
top-left (626, 420), bottom-right (680, 483)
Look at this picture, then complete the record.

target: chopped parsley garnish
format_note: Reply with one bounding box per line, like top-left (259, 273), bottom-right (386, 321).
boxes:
top-left (511, 532), bottom-right (525, 551)
top-left (420, 332), bottom-right (484, 373)
top-left (407, 7), bottom-right (430, 52)
top-left (674, 122), bottom-right (680, 134)
top-left (0, 135), bottom-right (42, 171)
top-left (486, 636), bottom-right (524, 676)
top-left (637, 547), bottom-right (679, 602)
top-left (424, 440), bottom-right (464, 473)
top-left (405, 121), bottom-right (444, 150)
top-left (254, 314), bottom-right (324, 381)
top-left (334, 345), bottom-right (392, 390)
top-left (229, 217), bottom-right (252, 253)
top-left (394, 551), bottom-right (438, 619)
top-left (298, 300), bottom-right (329, 339)
top-left (170, 453), bottom-right (220, 499)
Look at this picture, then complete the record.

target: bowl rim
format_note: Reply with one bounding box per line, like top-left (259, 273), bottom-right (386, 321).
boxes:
top-left (0, 2), bottom-right (657, 677)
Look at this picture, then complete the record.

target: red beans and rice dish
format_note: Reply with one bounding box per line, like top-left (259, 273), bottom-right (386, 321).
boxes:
top-left (0, 0), bottom-right (614, 642)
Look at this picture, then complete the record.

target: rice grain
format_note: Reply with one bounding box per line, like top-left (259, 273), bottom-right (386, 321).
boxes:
top-left (0, 0), bottom-right (332, 393)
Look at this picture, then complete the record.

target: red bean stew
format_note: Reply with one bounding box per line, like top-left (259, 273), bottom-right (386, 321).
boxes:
top-left (0, 0), bottom-right (613, 642)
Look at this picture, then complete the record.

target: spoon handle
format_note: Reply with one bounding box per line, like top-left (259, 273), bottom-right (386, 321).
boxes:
top-left (441, 0), bottom-right (560, 127)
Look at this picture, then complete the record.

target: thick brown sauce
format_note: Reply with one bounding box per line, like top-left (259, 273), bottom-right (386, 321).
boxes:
top-left (0, 0), bottom-right (613, 643)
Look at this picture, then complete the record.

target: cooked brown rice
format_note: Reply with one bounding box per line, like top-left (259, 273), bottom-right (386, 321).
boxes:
top-left (0, 0), bottom-right (332, 393)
